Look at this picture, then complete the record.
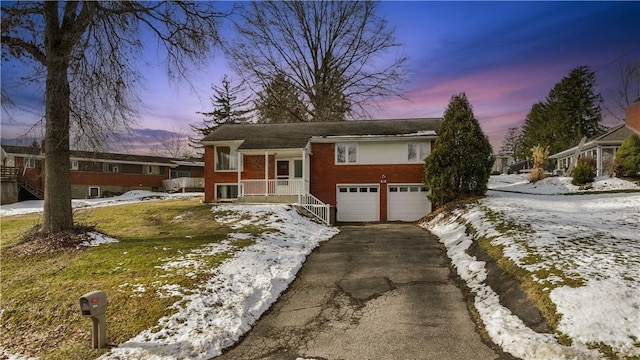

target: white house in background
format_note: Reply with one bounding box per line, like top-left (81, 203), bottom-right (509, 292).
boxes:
top-left (550, 101), bottom-right (640, 176)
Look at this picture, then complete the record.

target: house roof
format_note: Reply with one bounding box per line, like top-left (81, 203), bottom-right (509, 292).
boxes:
top-left (0, 144), bottom-right (204, 167)
top-left (549, 124), bottom-right (636, 159)
top-left (201, 118), bottom-right (442, 150)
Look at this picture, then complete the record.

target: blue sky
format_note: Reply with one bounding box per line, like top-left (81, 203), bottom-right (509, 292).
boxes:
top-left (2, 1), bottom-right (639, 152)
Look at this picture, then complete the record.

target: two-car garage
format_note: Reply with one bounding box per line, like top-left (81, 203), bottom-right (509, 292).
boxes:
top-left (336, 184), bottom-right (431, 222)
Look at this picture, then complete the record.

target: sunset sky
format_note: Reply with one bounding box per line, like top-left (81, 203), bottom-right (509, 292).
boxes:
top-left (2, 1), bottom-right (639, 153)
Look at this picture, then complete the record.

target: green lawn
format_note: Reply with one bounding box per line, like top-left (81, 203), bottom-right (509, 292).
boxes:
top-left (0, 198), bottom-right (260, 360)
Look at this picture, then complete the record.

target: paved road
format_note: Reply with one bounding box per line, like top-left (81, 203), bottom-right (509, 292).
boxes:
top-left (217, 223), bottom-right (502, 360)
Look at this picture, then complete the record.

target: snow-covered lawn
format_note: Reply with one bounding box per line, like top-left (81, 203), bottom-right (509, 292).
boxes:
top-left (1, 193), bottom-right (338, 360)
top-left (0, 190), bottom-right (201, 217)
top-left (422, 175), bottom-right (640, 359)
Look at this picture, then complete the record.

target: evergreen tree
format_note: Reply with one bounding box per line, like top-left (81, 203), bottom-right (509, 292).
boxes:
top-left (615, 134), bottom-right (640, 177)
top-left (517, 66), bottom-right (604, 158)
top-left (424, 93), bottom-right (494, 207)
top-left (190, 75), bottom-right (254, 147)
top-left (500, 126), bottom-right (522, 158)
top-left (256, 73), bottom-right (309, 123)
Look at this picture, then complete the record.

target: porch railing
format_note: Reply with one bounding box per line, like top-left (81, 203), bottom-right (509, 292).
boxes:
top-left (162, 177), bottom-right (205, 192)
top-left (240, 179), bottom-right (304, 196)
top-left (298, 191), bottom-right (331, 225)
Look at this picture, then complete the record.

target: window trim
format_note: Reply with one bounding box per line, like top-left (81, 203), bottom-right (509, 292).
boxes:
top-left (215, 183), bottom-right (239, 200)
top-left (408, 142), bottom-right (429, 162)
top-left (215, 146), bottom-right (239, 172)
top-left (89, 186), bottom-right (100, 198)
top-left (24, 157), bottom-right (36, 168)
top-left (335, 143), bottom-right (358, 164)
top-left (145, 165), bottom-right (161, 175)
top-left (70, 160), bottom-right (79, 170)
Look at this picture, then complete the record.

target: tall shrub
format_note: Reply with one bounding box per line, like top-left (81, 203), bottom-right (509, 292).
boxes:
top-left (615, 134), bottom-right (640, 177)
top-left (424, 93), bottom-right (494, 207)
top-left (529, 144), bottom-right (549, 183)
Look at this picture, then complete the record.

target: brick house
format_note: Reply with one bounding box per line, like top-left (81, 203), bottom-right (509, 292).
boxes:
top-left (201, 118), bottom-right (441, 223)
top-left (550, 100), bottom-right (640, 176)
top-left (0, 145), bottom-right (204, 202)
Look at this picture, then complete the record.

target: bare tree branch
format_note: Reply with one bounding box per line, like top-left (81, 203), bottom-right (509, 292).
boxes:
top-left (226, 1), bottom-right (408, 122)
top-left (1, 1), bottom-right (225, 233)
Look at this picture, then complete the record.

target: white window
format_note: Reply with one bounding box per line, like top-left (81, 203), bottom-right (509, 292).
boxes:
top-left (70, 160), bottom-right (79, 170)
top-left (336, 143), bottom-right (357, 164)
top-left (24, 157), bottom-right (36, 168)
top-left (216, 184), bottom-right (238, 199)
top-left (89, 187), bottom-right (100, 198)
top-left (145, 165), bottom-right (161, 175)
top-left (103, 163), bottom-right (119, 173)
top-left (408, 143), bottom-right (429, 162)
top-left (215, 146), bottom-right (238, 171)
top-left (171, 170), bottom-right (190, 179)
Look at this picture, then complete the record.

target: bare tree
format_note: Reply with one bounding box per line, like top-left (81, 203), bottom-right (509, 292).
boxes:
top-left (607, 60), bottom-right (640, 121)
top-left (227, 1), bottom-right (408, 122)
top-left (152, 128), bottom-right (197, 159)
top-left (1, 1), bottom-right (223, 233)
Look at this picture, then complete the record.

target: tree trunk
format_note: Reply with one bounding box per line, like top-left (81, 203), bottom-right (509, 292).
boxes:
top-left (42, 54), bottom-right (74, 233)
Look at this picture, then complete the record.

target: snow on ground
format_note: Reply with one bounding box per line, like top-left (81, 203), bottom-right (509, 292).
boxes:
top-left (0, 190), bottom-right (203, 217)
top-left (2, 193), bottom-right (337, 360)
top-left (423, 175), bottom-right (640, 359)
top-left (81, 232), bottom-right (120, 247)
top-left (489, 173), bottom-right (639, 194)
top-left (101, 204), bottom-right (338, 360)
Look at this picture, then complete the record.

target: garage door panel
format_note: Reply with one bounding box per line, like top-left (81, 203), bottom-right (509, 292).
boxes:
top-left (337, 185), bottom-right (379, 222)
top-left (388, 185), bottom-right (430, 221)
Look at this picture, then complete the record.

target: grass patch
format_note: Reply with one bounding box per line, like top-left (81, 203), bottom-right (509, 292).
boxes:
top-left (0, 198), bottom-right (266, 360)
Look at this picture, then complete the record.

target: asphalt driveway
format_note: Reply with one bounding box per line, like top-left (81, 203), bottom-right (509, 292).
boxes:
top-left (217, 223), bottom-right (503, 360)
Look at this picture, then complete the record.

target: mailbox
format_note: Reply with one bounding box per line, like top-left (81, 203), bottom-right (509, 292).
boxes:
top-left (79, 290), bottom-right (108, 349)
top-left (80, 291), bottom-right (107, 317)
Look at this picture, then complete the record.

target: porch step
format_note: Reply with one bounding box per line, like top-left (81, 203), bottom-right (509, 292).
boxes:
top-left (234, 195), bottom-right (297, 204)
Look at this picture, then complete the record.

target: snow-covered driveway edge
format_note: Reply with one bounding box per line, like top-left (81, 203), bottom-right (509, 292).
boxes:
top-left (420, 212), bottom-right (602, 360)
top-left (101, 204), bottom-right (339, 360)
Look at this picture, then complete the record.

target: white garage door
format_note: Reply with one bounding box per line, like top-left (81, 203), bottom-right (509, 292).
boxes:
top-left (388, 184), bottom-right (431, 221)
top-left (337, 185), bottom-right (379, 222)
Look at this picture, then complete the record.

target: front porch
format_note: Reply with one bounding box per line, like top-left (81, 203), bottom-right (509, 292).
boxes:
top-left (240, 178), bottom-right (305, 197)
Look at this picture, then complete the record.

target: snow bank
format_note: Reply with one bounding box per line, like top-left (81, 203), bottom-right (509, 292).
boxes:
top-left (102, 204), bottom-right (338, 360)
top-left (423, 176), bottom-right (640, 359)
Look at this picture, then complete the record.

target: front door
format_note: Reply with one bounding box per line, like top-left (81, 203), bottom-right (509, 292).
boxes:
top-left (275, 159), bottom-right (303, 195)
top-left (276, 160), bottom-right (290, 194)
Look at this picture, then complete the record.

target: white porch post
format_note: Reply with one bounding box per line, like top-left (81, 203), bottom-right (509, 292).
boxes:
top-left (264, 150), bottom-right (269, 197)
top-left (596, 146), bottom-right (603, 177)
top-left (302, 148), bottom-right (308, 193)
top-left (237, 151), bottom-right (242, 196)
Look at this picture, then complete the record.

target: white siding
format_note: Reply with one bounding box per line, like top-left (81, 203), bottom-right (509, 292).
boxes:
top-left (344, 141), bottom-right (431, 165)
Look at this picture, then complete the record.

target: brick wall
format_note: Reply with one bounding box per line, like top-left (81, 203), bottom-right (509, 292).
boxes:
top-left (309, 143), bottom-right (425, 222)
top-left (626, 101), bottom-right (640, 134)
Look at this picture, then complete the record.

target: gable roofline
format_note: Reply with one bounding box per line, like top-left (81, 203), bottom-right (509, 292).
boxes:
top-left (201, 118), bottom-right (442, 150)
top-left (549, 124), bottom-right (635, 159)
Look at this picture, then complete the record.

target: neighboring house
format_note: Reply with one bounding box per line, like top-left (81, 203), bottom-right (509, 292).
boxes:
top-left (0, 145), bottom-right (204, 202)
top-left (493, 153), bottom-right (515, 174)
top-left (549, 101), bottom-right (640, 176)
top-left (201, 118), bottom-right (441, 224)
